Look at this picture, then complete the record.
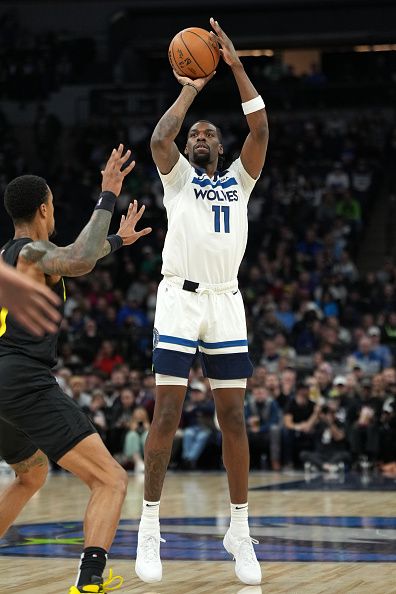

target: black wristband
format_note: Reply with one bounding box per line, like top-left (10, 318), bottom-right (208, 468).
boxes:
top-left (107, 234), bottom-right (123, 253)
top-left (183, 82), bottom-right (199, 95)
top-left (95, 191), bottom-right (117, 213)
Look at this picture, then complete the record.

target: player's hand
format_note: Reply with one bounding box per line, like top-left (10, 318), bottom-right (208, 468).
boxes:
top-left (209, 17), bottom-right (241, 69)
top-left (101, 144), bottom-right (135, 197)
top-left (0, 260), bottom-right (61, 336)
top-left (116, 200), bottom-right (152, 246)
top-left (173, 69), bottom-right (216, 93)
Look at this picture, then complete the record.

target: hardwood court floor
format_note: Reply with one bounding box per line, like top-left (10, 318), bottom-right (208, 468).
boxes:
top-left (1, 471), bottom-right (396, 594)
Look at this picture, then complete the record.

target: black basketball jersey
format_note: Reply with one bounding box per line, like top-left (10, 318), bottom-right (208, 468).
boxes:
top-left (0, 237), bottom-right (65, 367)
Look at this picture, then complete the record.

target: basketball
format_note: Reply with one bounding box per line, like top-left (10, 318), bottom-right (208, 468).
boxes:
top-left (168, 27), bottom-right (220, 79)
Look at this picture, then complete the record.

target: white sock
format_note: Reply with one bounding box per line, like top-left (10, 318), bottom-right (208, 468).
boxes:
top-left (230, 502), bottom-right (250, 538)
top-left (140, 499), bottom-right (160, 532)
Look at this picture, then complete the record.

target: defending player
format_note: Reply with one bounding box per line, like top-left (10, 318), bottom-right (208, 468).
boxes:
top-left (0, 145), bottom-right (151, 594)
top-left (135, 18), bottom-right (268, 586)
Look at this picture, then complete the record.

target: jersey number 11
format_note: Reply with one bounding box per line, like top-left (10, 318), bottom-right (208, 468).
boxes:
top-left (212, 205), bottom-right (230, 233)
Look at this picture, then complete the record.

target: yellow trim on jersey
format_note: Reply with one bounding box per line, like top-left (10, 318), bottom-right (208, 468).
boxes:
top-left (0, 307), bottom-right (9, 337)
top-left (61, 278), bottom-right (66, 302)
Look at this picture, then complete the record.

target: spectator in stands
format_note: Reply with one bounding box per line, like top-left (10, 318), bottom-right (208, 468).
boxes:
top-left (260, 338), bottom-right (282, 373)
top-left (273, 332), bottom-right (296, 366)
top-left (181, 381), bottom-right (216, 470)
top-left (274, 299), bottom-right (296, 333)
top-left (351, 160), bottom-right (373, 208)
top-left (333, 250), bottom-right (359, 283)
top-left (292, 308), bottom-right (321, 355)
top-left (379, 399), bottom-right (396, 474)
top-left (315, 362), bottom-right (333, 399)
top-left (107, 387), bottom-right (136, 455)
top-left (301, 403), bottom-right (351, 473)
top-left (349, 336), bottom-right (383, 375)
top-left (348, 377), bottom-right (380, 466)
top-left (245, 386), bottom-right (282, 470)
top-left (283, 381), bottom-right (319, 467)
top-left (279, 368), bottom-right (296, 410)
top-left (336, 191), bottom-right (362, 240)
top-left (94, 339), bottom-right (124, 376)
top-left (122, 406), bottom-right (151, 472)
top-left (83, 389), bottom-right (108, 441)
top-left (326, 162), bottom-right (350, 192)
top-left (69, 375), bottom-right (91, 408)
top-left (264, 373), bottom-right (282, 410)
top-left (75, 318), bottom-right (102, 364)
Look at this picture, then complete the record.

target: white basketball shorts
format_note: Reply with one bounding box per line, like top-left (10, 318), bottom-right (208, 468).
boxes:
top-left (152, 276), bottom-right (253, 380)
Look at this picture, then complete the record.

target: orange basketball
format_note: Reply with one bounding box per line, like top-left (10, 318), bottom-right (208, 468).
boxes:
top-left (168, 27), bottom-right (220, 80)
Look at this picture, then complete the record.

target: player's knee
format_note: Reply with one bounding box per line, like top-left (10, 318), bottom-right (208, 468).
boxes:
top-left (106, 463), bottom-right (128, 499)
top-left (17, 461), bottom-right (48, 493)
top-left (218, 407), bottom-right (246, 435)
top-left (153, 406), bottom-right (180, 436)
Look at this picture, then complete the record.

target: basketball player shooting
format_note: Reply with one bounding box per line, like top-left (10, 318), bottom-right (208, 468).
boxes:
top-left (135, 18), bottom-right (268, 586)
top-left (0, 145), bottom-right (151, 594)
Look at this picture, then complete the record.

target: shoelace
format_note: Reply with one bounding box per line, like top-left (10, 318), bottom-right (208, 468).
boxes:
top-left (102, 568), bottom-right (124, 592)
top-left (196, 287), bottom-right (216, 296)
top-left (141, 535), bottom-right (166, 563)
top-left (238, 538), bottom-right (259, 566)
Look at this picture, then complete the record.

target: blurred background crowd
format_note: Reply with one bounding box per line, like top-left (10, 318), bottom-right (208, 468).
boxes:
top-left (1, 4), bottom-right (396, 477)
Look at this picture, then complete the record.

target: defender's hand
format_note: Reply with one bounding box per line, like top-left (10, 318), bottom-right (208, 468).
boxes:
top-left (210, 17), bottom-right (241, 69)
top-left (101, 144), bottom-right (135, 197)
top-left (0, 261), bottom-right (61, 336)
top-left (173, 69), bottom-right (216, 93)
top-left (116, 200), bottom-right (152, 246)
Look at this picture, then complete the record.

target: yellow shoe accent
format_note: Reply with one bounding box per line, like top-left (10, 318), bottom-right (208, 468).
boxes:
top-left (103, 569), bottom-right (123, 592)
top-left (68, 569), bottom-right (124, 593)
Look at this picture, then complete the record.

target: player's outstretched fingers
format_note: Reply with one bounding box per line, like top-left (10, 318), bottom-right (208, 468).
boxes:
top-left (103, 148), bottom-right (117, 172)
top-left (209, 30), bottom-right (221, 45)
top-left (121, 160), bottom-right (136, 177)
top-left (136, 227), bottom-right (152, 238)
top-left (28, 298), bottom-right (59, 334)
top-left (210, 17), bottom-right (223, 36)
top-left (133, 204), bottom-right (146, 223)
top-left (119, 149), bottom-right (131, 166)
top-left (17, 313), bottom-right (44, 336)
top-left (38, 285), bottom-right (62, 315)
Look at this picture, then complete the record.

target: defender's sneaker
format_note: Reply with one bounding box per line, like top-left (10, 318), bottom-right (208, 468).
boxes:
top-left (69, 568), bottom-right (123, 593)
top-left (135, 530), bottom-right (165, 583)
top-left (223, 529), bottom-right (262, 585)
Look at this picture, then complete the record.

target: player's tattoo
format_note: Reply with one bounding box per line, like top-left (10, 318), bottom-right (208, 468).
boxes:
top-left (155, 113), bottom-right (184, 141)
top-left (97, 240), bottom-right (112, 260)
top-left (12, 451), bottom-right (48, 475)
top-left (20, 209), bottom-right (112, 277)
top-left (144, 448), bottom-right (172, 501)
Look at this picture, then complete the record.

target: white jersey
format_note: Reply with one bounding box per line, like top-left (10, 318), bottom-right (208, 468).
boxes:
top-left (158, 154), bottom-right (257, 284)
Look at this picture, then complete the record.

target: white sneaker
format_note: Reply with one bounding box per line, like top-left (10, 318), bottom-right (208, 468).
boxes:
top-left (223, 529), bottom-right (262, 585)
top-left (135, 529), bottom-right (165, 583)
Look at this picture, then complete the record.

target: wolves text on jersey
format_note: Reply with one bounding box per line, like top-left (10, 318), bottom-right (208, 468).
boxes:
top-left (193, 188), bottom-right (239, 202)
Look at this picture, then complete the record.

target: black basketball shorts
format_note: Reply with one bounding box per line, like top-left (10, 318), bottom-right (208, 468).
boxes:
top-left (0, 355), bottom-right (96, 465)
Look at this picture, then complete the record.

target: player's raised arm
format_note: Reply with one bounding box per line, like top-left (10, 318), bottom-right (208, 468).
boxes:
top-left (210, 17), bottom-right (269, 179)
top-left (151, 70), bottom-right (216, 174)
top-left (19, 145), bottom-right (137, 277)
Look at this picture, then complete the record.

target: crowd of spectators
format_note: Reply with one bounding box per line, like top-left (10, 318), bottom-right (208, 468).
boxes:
top-left (32, 106), bottom-right (395, 478)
